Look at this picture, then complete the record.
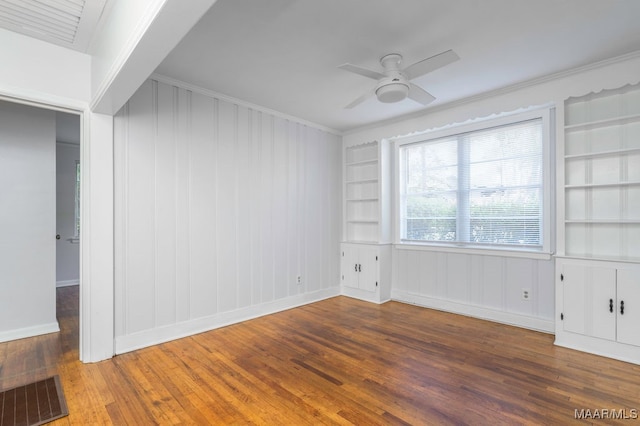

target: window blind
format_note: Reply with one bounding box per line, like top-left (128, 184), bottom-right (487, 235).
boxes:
top-left (400, 118), bottom-right (543, 248)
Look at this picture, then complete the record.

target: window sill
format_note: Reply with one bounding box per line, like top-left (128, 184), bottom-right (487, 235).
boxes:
top-left (395, 242), bottom-right (553, 260)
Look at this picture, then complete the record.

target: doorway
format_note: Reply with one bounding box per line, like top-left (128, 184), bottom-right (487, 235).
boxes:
top-left (0, 100), bottom-right (81, 357)
top-left (55, 112), bottom-right (81, 289)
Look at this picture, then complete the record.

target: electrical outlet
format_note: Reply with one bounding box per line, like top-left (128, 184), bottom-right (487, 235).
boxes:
top-left (522, 288), bottom-right (531, 301)
top-left (297, 275), bottom-right (302, 285)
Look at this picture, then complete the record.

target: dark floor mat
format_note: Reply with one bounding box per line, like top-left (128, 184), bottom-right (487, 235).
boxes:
top-left (0, 376), bottom-right (68, 426)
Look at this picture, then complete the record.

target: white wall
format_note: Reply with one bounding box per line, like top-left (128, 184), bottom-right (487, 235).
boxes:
top-left (56, 143), bottom-right (80, 286)
top-left (0, 101), bottom-right (58, 342)
top-left (393, 250), bottom-right (555, 331)
top-left (0, 28), bottom-right (90, 105)
top-left (113, 79), bottom-right (342, 353)
top-left (344, 52), bottom-right (640, 333)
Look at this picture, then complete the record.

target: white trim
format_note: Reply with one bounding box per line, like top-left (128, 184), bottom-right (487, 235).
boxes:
top-left (555, 333), bottom-right (640, 366)
top-left (0, 91), bottom-right (86, 114)
top-left (0, 322), bottom-right (60, 343)
top-left (0, 91), bottom-right (96, 362)
top-left (392, 289), bottom-right (555, 334)
top-left (391, 106), bottom-right (550, 146)
top-left (341, 286), bottom-right (390, 304)
top-left (56, 279), bottom-right (79, 288)
top-left (150, 73), bottom-right (342, 136)
top-left (90, 0), bottom-right (167, 112)
top-left (115, 287), bottom-right (340, 354)
top-left (395, 243), bottom-right (552, 260)
top-left (392, 107), bottom-right (554, 255)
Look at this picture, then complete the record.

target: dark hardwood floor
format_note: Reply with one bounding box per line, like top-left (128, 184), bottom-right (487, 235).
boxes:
top-left (1, 286), bottom-right (639, 424)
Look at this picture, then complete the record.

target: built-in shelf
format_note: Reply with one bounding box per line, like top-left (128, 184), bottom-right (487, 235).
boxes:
top-left (565, 147), bottom-right (640, 160)
top-left (565, 220), bottom-right (640, 224)
top-left (346, 178), bottom-right (379, 184)
top-left (344, 140), bottom-right (390, 244)
top-left (565, 181), bottom-right (640, 189)
top-left (564, 112), bottom-right (640, 132)
top-left (346, 198), bottom-right (378, 202)
top-left (345, 159), bottom-right (378, 167)
top-left (347, 220), bottom-right (379, 224)
top-left (562, 82), bottom-right (640, 261)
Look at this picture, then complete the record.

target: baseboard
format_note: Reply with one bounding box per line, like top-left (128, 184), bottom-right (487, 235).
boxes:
top-left (56, 279), bottom-right (79, 288)
top-left (392, 289), bottom-right (555, 334)
top-left (340, 286), bottom-right (390, 304)
top-left (555, 333), bottom-right (640, 365)
top-left (0, 322), bottom-right (60, 343)
top-left (115, 287), bottom-right (341, 354)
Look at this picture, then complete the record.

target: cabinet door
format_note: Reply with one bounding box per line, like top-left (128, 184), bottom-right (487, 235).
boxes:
top-left (562, 263), bottom-right (616, 340)
top-left (357, 246), bottom-right (379, 292)
top-left (616, 269), bottom-right (640, 346)
top-left (562, 263), bottom-right (587, 335)
top-left (341, 245), bottom-right (359, 289)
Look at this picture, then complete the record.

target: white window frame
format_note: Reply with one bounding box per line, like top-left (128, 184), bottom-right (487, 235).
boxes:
top-left (392, 107), bottom-right (554, 259)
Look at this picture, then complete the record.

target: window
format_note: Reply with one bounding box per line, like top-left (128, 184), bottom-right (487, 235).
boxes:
top-left (397, 110), bottom-right (551, 252)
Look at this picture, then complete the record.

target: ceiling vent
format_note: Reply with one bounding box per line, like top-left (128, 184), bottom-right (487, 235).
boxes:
top-left (0, 0), bottom-right (108, 52)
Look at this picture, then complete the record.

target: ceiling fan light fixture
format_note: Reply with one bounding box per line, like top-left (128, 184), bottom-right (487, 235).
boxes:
top-left (376, 82), bottom-right (409, 103)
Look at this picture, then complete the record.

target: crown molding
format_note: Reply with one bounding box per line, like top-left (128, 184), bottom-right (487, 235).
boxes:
top-left (344, 49), bottom-right (640, 136)
top-left (150, 73), bottom-right (343, 136)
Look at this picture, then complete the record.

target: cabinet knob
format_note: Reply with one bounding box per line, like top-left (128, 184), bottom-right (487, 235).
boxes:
top-left (620, 300), bottom-right (625, 315)
top-left (609, 299), bottom-right (614, 313)
top-left (355, 264), bottom-right (358, 272)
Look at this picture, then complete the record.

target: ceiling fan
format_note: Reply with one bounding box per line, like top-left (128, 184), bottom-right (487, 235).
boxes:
top-left (338, 49), bottom-right (459, 108)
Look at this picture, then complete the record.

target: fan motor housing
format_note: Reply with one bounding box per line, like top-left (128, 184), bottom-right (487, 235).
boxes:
top-left (376, 78), bottom-right (409, 103)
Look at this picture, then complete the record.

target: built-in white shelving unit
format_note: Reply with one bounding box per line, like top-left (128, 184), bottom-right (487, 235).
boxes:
top-left (341, 140), bottom-right (391, 304)
top-left (343, 140), bottom-right (390, 243)
top-left (563, 83), bottom-right (640, 261)
top-left (556, 82), bottom-right (640, 365)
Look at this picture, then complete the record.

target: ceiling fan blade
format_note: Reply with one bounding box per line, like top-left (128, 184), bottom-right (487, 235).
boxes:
top-left (345, 90), bottom-right (374, 109)
top-left (338, 63), bottom-right (386, 80)
top-left (408, 83), bottom-right (436, 106)
top-left (404, 49), bottom-right (459, 79)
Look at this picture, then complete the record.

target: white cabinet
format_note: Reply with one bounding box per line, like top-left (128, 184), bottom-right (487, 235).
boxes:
top-left (616, 269), bottom-right (640, 347)
top-left (560, 263), bottom-right (616, 340)
top-left (341, 140), bottom-right (391, 304)
top-left (556, 258), bottom-right (640, 363)
top-left (340, 243), bottom-right (391, 303)
top-left (556, 82), bottom-right (640, 364)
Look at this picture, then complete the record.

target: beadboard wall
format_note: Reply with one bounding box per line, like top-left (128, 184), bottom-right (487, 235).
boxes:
top-left (113, 79), bottom-right (342, 353)
top-left (392, 248), bottom-right (555, 332)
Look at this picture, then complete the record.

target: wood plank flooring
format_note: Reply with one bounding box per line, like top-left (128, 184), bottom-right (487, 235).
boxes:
top-left (1, 286), bottom-right (640, 425)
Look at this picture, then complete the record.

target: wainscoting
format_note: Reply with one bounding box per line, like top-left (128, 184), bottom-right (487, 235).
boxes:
top-left (113, 79), bottom-right (342, 353)
top-left (392, 246), bottom-right (555, 332)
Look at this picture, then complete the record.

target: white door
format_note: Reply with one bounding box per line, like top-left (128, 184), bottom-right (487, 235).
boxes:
top-left (562, 263), bottom-right (587, 335)
top-left (357, 245), bottom-right (378, 292)
top-left (341, 245), bottom-right (359, 289)
top-left (562, 263), bottom-right (616, 340)
top-left (588, 268), bottom-right (616, 341)
top-left (616, 269), bottom-right (640, 346)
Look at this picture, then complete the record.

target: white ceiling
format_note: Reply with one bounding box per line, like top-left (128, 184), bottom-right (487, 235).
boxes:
top-left (0, 0), bottom-right (109, 52)
top-left (156, 0), bottom-right (640, 132)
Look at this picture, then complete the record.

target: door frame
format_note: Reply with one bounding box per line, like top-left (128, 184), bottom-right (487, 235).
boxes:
top-left (0, 90), bottom-right (115, 362)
